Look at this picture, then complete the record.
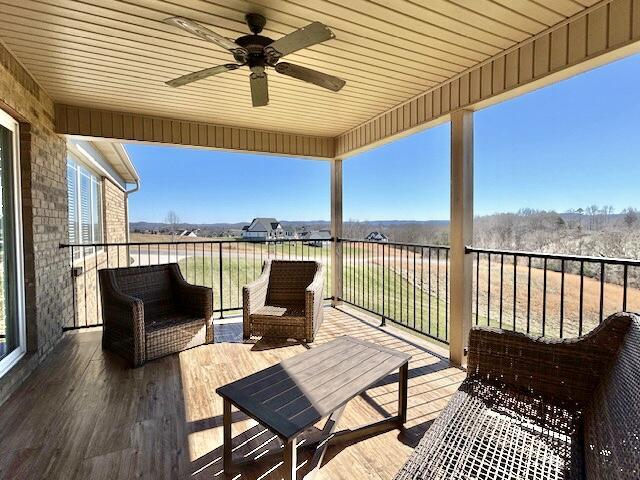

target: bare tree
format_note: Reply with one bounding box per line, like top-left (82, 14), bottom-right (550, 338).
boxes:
top-left (624, 207), bottom-right (638, 228)
top-left (600, 205), bottom-right (614, 227)
top-left (165, 210), bottom-right (181, 239)
top-left (344, 219), bottom-right (366, 239)
top-left (586, 205), bottom-right (599, 229)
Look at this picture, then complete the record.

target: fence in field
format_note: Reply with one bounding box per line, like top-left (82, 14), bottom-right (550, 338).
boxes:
top-left (61, 239), bottom-right (332, 329)
top-left (338, 239), bottom-right (451, 344)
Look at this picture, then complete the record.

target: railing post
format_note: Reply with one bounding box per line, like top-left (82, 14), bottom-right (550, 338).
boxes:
top-left (450, 110), bottom-right (474, 367)
top-left (381, 243), bottom-right (386, 326)
top-left (218, 242), bottom-right (224, 319)
top-left (331, 158), bottom-right (343, 306)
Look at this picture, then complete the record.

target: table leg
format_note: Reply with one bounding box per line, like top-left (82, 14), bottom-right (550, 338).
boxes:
top-left (223, 399), bottom-right (233, 475)
top-left (398, 362), bottom-right (408, 424)
top-left (283, 437), bottom-right (297, 480)
top-left (305, 405), bottom-right (345, 480)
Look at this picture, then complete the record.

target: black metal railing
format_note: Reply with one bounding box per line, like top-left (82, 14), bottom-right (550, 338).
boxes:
top-left (467, 246), bottom-right (640, 338)
top-left (338, 239), bottom-right (450, 344)
top-left (60, 239), bottom-right (332, 330)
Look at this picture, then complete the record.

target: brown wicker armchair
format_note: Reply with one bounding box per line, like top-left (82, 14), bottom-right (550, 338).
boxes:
top-left (395, 311), bottom-right (640, 480)
top-left (243, 260), bottom-right (324, 342)
top-left (99, 263), bottom-right (213, 367)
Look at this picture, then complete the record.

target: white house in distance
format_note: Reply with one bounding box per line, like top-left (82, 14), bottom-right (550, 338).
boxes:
top-left (178, 229), bottom-right (199, 238)
top-left (241, 218), bottom-right (284, 241)
top-left (366, 231), bottom-right (389, 242)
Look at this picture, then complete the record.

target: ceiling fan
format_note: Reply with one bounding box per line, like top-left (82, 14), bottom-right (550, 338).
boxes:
top-left (164, 13), bottom-right (346, 107)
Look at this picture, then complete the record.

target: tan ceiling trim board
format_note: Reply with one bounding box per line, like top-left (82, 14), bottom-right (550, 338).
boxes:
top-left (335, 0), bottom-right (639, 158)
top-left (54, 104), bottom-right (334, 159)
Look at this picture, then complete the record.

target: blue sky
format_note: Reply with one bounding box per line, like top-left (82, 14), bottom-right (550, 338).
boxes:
top-left (127, 53), bottom-right (640, 224)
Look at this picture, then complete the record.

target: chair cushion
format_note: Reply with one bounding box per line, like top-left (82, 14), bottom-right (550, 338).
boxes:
top-left (252, 304), bottom-right (306, 319)
top-left (249, 305), bottom-right (307, 339)
top-left (144, 310), bottom-right (206, 333)
top-left (395, 379), bottom-right (584, 480)
top-left (584, 314), bottom-right (640, 480)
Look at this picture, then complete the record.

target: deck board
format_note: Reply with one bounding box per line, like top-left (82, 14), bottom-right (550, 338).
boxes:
top-left (0, 305), bottom-right (465, 480)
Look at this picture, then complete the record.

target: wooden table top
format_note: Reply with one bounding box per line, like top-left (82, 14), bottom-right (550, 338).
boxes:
top-left (216, 336), bottom-right (411, 441)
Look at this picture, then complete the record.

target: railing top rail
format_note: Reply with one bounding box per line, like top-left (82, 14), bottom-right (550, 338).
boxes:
top-left (59, 238), bottom-right (335, 248)
top-left (338, 238), bottom-right (450, 249)
top-left (466, 245), bottom-right (640, 266)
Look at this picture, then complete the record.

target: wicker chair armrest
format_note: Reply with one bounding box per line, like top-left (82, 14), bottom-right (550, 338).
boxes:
top-left (305, 264), bottom-right (325, 295)
top-left (306, 264), bottom-right (325, 323)
top-left (168, 264), bottom-right (213, 319)
top-left (99, 269), bottom-right (144, 332)
top-left (243, 261), bottom-right (271, 314)
top-left (467, 312), bottom-right (633, 407)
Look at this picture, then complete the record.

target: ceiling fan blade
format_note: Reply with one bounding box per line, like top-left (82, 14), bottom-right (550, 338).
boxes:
top-left (265, 22), bottom-right (335, 62)
top-left (165, 17), bottom-right (248, 61)
top-left (166, 64), bottom-right (241, 87)
top-left (250, 66), bottom-right (269, 107)
top-left (275, 62), bottom-right (345, 92)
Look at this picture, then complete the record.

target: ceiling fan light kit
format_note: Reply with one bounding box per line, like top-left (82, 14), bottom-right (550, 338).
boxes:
top-left (165, 13), bottom-right (346, 107)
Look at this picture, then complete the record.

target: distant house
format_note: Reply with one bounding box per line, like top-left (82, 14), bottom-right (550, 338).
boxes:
top-left (300, 229), bottom-right (331, 247)
top-left (366, 231), bottom-right (389, 242)
top-left (283, 228), bottom-right (298, 239)
top-left (241, 218), bottom-right (284, 241)
top-left (178, 229), bottom-right (199, 238)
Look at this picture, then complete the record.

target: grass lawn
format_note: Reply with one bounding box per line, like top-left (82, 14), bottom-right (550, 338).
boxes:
top-left (177, 251), bottom-right (450, 342)
top-left (169, 242), bottom-right (638, 343)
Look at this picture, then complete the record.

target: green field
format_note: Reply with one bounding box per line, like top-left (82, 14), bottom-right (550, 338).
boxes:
top-left (177, 245), bottom-right (449, 342)
top-left (341, 260), bottom-right (449, 341)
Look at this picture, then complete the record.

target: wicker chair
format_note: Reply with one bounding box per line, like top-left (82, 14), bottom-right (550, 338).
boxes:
top-left (395, 311), bottom-right (640, 480)
top-left (243, 260), bottom-right (324, 342)
top-left (99, 263), bottom-right (213, 367)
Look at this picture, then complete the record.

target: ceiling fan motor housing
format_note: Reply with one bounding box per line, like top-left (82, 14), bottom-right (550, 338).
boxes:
top-left (235, 34), bottom-right (275, 67)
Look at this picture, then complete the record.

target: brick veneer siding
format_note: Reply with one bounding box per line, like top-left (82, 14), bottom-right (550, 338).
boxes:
top-left (103, 178), bottom-right (128, 243)
top-left (0, 42), bottom-right (72, 403)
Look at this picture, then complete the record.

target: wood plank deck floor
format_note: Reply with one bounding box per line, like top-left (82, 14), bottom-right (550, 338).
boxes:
top-left (0, 306), bottom-right (465, 480)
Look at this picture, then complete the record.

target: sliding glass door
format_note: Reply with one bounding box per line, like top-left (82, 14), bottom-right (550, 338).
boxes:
top-left (0, 110), bottom-right (25, 377)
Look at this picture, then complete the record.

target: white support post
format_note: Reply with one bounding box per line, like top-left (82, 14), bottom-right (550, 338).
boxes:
top-left (449, 110), bottom-right (474, 367)
top-left (331, 159), bottom-right (343, 306)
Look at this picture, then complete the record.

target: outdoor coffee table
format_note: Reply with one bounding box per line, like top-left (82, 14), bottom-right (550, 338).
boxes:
top-left (216, 335), bottom-right (411, 479)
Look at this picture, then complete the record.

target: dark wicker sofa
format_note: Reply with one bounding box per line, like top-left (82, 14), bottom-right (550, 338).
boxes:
top-left (395, 311), bottom-right (639, 480)
top-left (243, 260), bottom-right (324, 342)
top-left (99, 263), bottom-right (213, 367)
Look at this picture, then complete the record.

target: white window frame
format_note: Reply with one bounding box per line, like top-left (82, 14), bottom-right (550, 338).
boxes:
top-left (0, 109), bottom-right (26, 378)
top-left (67, 153), bottom-right (104, 261)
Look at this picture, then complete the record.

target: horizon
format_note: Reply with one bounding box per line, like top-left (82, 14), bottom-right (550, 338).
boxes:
top-left (126, 52), bottom-right (640, 224)
top-left (130, 207), bottom-right (630, 227)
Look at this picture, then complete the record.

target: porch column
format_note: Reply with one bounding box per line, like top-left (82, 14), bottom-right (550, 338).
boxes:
top-left (331, 158), bottom-right (343, 306)
top-left (449, 110), bottom-right (474, 366)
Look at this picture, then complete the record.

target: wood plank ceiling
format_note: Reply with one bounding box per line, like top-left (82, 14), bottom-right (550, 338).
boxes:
top-left (0, 0), bottom-right (601, 137)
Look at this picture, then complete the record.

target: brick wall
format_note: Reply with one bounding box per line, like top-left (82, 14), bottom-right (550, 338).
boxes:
top-left (0, 42), bottom-right (72, 403)
top-left (103, 178), bottom-right (128, 243)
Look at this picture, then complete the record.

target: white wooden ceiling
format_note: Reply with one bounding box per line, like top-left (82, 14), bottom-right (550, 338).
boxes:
top-left (0, 0), bottom-right (601, 137)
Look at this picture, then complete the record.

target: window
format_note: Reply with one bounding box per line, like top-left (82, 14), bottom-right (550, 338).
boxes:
top-left (0, 109), bottom-right (26, 378)
top-left (67, 156), bottom-right (103, 253)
